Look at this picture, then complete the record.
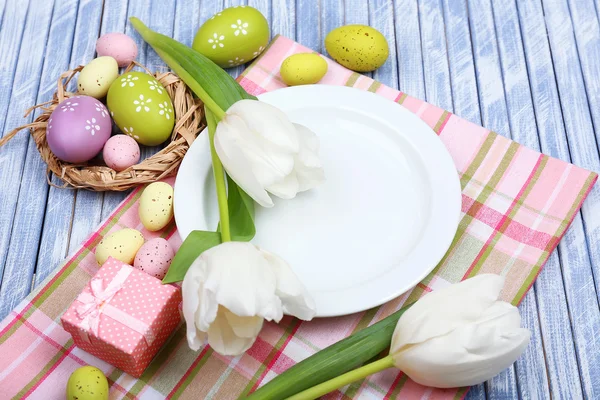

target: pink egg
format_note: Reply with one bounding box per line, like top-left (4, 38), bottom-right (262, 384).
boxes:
top-left (133, 238), bottom-right (175, 279)
top-left (47, 96), bottom-right (111, 163)
top-left (96, 33), bottom-right (138, 67)
top-left (103, 135), bottom-right (140, 171)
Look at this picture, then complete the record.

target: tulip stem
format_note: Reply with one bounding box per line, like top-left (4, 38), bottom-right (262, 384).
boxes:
top-left (206, 107), bottom-right (231, 242)
top-left (285, 355), bottom-right (395, 400)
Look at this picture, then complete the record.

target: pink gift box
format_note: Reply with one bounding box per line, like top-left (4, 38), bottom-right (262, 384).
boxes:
top-left (61, 257), bottom-right (182, 377)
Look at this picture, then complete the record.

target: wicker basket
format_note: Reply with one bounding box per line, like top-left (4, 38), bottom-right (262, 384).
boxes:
top-left (0, 62), bottom-right (205, 191)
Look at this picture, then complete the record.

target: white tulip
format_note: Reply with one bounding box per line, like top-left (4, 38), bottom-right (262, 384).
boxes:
top-left (181, 241), bottom-right (316, 356)
top-left (214, 99), bottom-right (325, 208)
top-left (390, 274), bottom-right (530, 388)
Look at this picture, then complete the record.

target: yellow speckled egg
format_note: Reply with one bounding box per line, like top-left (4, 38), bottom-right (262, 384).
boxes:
top-left (325, 25), bottom-right (389, 72)
top-left (77, 56), bottom-right (119, 99)
top-left (66, 366), bottom-right (109, 400)
top-left (95, 228), bottom-right (144, 265)
top-left (139, 182), bottom-right (174, 231)
top-left (280, 53), bottom-right (328, 86)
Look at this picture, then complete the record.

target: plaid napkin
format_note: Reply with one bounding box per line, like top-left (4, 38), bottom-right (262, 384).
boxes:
top-left (0, 36), bottom-right (597, 400)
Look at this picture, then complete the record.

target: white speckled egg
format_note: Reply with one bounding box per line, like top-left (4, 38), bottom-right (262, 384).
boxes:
top-left (77, 56), bottom-right (119, 99)
top-left (103, 135), bottom-right (140, 171)
top-left (138, 182), bottom-right (174, 231)
top-left (96, 33), bottom-right (138, 67)
top-left (133, 238), bottom-right (174, 279)
top-left (95, 228), bottom-right (145, 265)
top-left (46, 96), bottom-right (111, 163)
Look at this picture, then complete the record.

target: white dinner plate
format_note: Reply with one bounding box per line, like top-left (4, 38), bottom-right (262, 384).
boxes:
top-left (174, 85), bottom-right (461, 317)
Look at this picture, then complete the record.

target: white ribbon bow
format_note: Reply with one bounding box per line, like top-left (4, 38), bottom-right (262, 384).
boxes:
top-left (75, 265), bottom-right (155, 345)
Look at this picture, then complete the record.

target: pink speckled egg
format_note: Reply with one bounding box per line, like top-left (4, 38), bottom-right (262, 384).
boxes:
top-left (46, 96), bottom-right (111, 163)
top-left (134, 238), bottom-right (175, 279)
top-left (96, 33), bottom-right (138, 67)
top-left (103, 134), bottom-right (140, 171)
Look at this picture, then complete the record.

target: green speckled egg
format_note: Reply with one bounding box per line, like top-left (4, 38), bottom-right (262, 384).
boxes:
top-left (66, 366), bottom-right (109, 400)
top-left (192, 6), bottom-right (269, 68)
top-left (325, 25), bottom-right (389, 72)
top-left (106, 72), bottom-right (174, 146)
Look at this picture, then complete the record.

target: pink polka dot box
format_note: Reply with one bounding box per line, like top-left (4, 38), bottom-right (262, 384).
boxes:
top-left (61, 257), bottom-right (182, 378)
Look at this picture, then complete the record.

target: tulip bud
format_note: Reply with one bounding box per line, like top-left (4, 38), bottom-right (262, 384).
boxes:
top-left (214, 99), bottom-right (325, 207)
top-left (182, 242), bottom-right (316, 356)
top-left (390, 274), bottom-right (530, 388)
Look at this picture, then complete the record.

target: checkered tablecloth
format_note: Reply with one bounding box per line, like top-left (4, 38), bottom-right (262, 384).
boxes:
top-left (0, 36), bottom-right (596, 399)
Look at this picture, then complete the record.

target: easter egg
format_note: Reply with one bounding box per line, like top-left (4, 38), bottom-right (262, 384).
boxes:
top-left (138, 182), bottom-right (174, 231)
top-left (325, 25), bottom-right (389, 72)
top-left (192, 6), bottom-right (269, 67)
top-left (102, 135), bottom-right (140, 171)
top-left (95, 228), bottom-right (144, 265)
top-left (66, 366), bottom-right (109, 400)
top-left (46, 96), bottom-right (111, 163)
top-left (134, 238), bottom-right (175, 279)
top-left (96, 33), bottom-right (138, 67)
top-left (77, 56), bottom-right (119, 99)
top-left (106, 72), bottom-right (175, 146)
top-left (280, 53), bottom-right (328, 85)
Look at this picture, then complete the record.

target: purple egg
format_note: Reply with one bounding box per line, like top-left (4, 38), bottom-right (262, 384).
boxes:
top-left (46, 96), bottom-right (112, 163)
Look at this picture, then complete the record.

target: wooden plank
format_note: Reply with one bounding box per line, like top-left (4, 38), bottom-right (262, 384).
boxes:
top-left (0, 1), bottom-right (29, 136)
top-left (59, 0), bottom-right (105, 260)
top-left (392, 0), bottom-right (425, 98)
top-left (248, 0), bottom-right (272, 42)
top-left (417, 0), bottom-right (452, 110)
top-left (466, 0), bottom-right (520, 398)
top-left (467, 0), bottom-right (509, 138)
top-left (296, 0), bottom-right (320, 51)
top-left (565, 0), bottom-right (600, 288)
top-left (515, 4), bottom-right (588, 395)
top-left (320, 0), bottom-right (343, 54)
top-left (370, 0), bottom-right (398, 89)
top-left (33, 0), bottom-right (81, 288)
top-left (100, 0), bottom-right (136, 220)
top-left (173, 0), bottom-right (201, 47)
top-left (0, 0), bottom-right (8, 33)
top-left (540, 0), bottom-right (600, 396)
top-left (490, 0), bottom-right (552, 398)
top-left (441, 0), bottom-right (480, 124)
top-left (343, 0), bottom-right (370, 78)
top-left (0, 0), bottom-right (55, 319)
top-left (271, 0), bottom-right (295, 40)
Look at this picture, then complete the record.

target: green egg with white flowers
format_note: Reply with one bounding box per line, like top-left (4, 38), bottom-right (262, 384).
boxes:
top-left (106, 71), bottom-right (174, 146)
top-left (193, 6), bottom-right (269, 68)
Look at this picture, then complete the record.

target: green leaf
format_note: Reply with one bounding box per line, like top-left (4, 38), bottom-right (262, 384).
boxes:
top-left (130, 17), bottom-right (256, 114)
top-left (243, 306), bottom-right (410, 400)
top-left (162, 230), bottom-right (221, 284)
top-left (226, 176), bottom-right (255, 241)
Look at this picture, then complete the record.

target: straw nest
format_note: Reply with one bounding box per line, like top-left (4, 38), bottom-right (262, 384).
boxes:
top-left (0, 62), bottom-right (205, 191)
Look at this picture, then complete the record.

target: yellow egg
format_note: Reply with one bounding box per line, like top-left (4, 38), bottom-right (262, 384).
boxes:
top-left (66, 366), bottom-right (109, 400)
top-left (325, 25), bottom-right (389, 72)
top-left (95, 228), bottom-right (144, 265)
top-left (280, 53), bottom-right (328, 86)
top-left (139, 182), bottom-right (174, 231)
top-left (77, 56), bottom-right (119, 99)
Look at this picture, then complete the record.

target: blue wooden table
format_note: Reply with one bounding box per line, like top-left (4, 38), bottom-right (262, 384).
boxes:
top-left (1, 0), bottom-right (599, 398)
